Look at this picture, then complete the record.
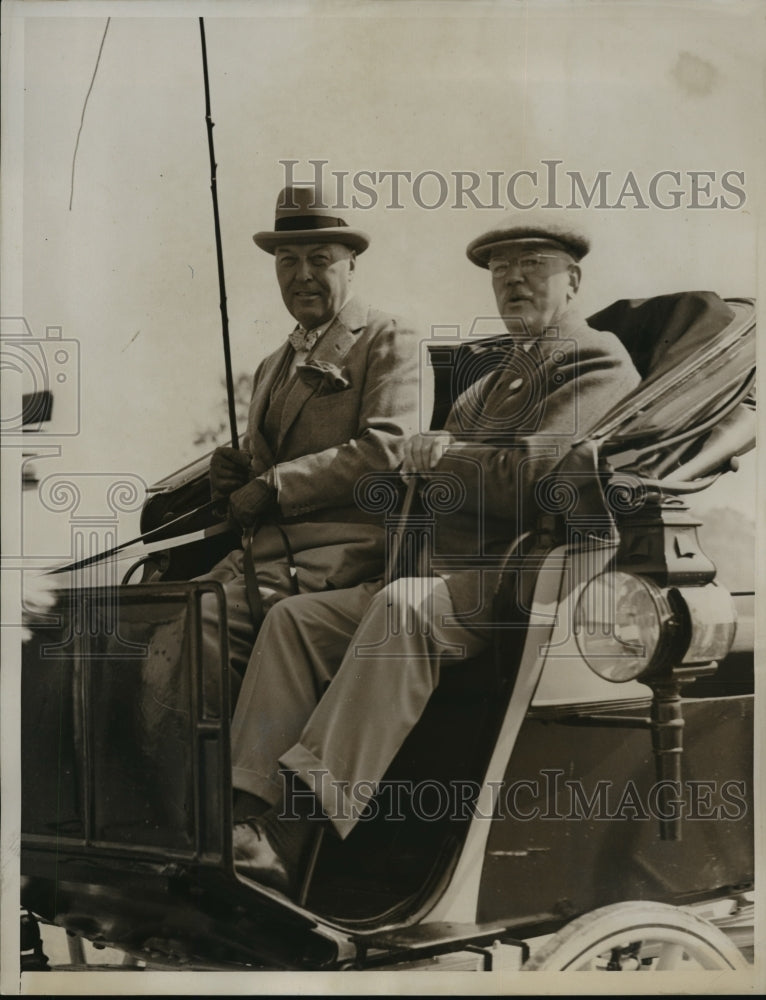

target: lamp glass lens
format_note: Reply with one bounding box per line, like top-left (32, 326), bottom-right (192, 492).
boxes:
top-left (575, 571), bottom-right (662, 682)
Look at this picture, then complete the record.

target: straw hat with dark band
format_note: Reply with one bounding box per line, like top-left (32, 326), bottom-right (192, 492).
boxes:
top-left (254, 186), bottom-right (370, 254)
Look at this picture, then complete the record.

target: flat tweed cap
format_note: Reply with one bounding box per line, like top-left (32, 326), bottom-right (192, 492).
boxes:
top-left (467, 211), bottom-right (591, 267)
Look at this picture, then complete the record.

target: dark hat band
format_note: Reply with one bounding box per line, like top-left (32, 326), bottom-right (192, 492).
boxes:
top-left (274, 215), bottom-right (348, 233)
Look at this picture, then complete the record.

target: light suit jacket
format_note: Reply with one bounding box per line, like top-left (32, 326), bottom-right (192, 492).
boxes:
top-left (241, 296), bottom-right (428, 589)
top-left (430, 309), bottom-right (641, 624)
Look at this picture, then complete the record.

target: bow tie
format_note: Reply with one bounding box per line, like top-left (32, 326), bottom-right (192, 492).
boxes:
top-left (288, 327), bottom-right (320, 353)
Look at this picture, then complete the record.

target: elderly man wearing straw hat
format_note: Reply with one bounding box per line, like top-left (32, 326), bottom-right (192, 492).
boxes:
top-left (199, 185), bottom-right (427, 701)
top-left (228, 211), bottom-right (642, 898)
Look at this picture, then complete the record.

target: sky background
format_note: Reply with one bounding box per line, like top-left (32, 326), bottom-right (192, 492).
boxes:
top-left (3, 0), bottom-right (762, 554)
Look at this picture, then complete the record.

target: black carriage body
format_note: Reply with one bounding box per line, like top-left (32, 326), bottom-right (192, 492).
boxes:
top-left (20, 571), bottom-right (754, 966)
top-left (477, 696), bottom-right (753, 927)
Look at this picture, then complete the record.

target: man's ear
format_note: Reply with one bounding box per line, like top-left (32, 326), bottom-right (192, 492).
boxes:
top-left (567, 263), bottom-right (581, 299)
top-left (347, 250), bottom-right (357, 278)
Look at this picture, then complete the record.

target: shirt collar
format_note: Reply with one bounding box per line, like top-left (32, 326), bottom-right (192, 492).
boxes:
top-left (298, 293), bottom-right (353, 339)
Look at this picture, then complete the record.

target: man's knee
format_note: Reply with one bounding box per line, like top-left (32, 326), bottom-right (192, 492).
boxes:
top-left (379, 576), bottom-right (436, 622)
top-left (253, 591), bottom-right (320, 642)
top-left (349, 578), bottom-right (434, 651)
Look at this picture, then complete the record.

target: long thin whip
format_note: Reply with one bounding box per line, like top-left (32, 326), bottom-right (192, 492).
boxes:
top-left (199, 18), bottom-right (239, 449)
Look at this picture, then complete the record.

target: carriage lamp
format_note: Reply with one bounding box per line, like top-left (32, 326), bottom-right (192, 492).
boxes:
top-left (574, 572), bottom-right (678, 683)
top-left (574, 570), bottom-right (737, 840)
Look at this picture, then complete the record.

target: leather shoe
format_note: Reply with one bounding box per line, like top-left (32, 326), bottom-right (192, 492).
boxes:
top-left (233, 818), bottom-right (294, 895)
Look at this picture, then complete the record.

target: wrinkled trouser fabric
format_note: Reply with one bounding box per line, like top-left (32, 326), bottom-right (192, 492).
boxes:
top-left (198, 524), bottom-right (387, 704)
top-left (231, 576), bottom-right (487, 839)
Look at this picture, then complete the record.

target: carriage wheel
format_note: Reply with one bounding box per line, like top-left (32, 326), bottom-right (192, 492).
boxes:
top-left (523, 900), bottom-right (748, 971)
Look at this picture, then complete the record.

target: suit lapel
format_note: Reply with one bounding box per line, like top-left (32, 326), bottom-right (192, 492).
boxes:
top-left (276, 299), bottom-right (368, 452)
top-left (448, 340), bottom-right (548, 434)
top-left (308, 315), bottom-right (361, 367)
top-left (246, 343), bottom-right (291, 466)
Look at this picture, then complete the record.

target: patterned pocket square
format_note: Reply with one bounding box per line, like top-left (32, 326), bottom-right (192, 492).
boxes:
top-left (296, 360), bottom-right (351, 392)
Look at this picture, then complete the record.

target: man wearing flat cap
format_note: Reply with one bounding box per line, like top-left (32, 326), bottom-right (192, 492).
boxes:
top-left (230, 213), bottom-right (641, 897)
top-left (198, 186), bottom-right (427, 702)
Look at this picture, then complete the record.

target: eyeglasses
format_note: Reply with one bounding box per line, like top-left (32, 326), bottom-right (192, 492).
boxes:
top-left (487, 253), bottom-right (568, 278)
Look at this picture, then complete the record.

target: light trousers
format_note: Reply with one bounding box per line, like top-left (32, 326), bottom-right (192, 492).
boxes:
top-left (198, 524), bottom-right (387, 702)
top-left (230, 576), bottom-right (488, 838)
